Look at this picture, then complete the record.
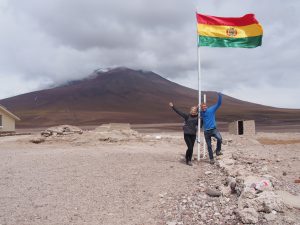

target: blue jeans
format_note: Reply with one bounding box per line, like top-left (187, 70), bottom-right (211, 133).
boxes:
top-left (204, 128), bottom-right (222, 160)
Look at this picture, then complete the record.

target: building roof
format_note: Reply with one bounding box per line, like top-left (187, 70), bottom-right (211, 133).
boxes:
top-left (0, 105), bottom-right (21, 121)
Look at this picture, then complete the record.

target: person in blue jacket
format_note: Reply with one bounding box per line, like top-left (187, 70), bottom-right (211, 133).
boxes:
top-left (201, 92), bottom-right (223, 164)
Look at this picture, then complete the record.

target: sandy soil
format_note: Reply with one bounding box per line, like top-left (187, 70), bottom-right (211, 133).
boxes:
top-left (0, 132), bottom-right (204, 225)
top-left (0, 129), bottom-right (300, 225)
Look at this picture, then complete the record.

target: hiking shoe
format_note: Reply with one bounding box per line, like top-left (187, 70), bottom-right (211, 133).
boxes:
top-left (216, 151), bottom-right (223, 156)
top-left (187, 161), bottom-right (193, 166)
top-left (185, 157), bottom-right (189, 165)
top-left (210, 159), bottom-right (215, 165)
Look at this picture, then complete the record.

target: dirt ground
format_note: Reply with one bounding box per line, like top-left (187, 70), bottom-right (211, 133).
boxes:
top-left (0, 128), bottom-right (299, 225)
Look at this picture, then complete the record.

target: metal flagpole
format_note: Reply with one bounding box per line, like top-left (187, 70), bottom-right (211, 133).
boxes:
top-left (203, 94), bottom-right (207, 159)
top-left (197, 38), bottom-right (202, 161)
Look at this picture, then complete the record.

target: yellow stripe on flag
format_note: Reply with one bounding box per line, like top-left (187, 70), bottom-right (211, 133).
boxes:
top-left (197, 23), bottom-right (263, 38)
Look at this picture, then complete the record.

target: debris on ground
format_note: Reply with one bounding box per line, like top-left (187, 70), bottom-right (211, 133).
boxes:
top-left (160, 132), bottom-right (300, 225)
top-left (41, 125), bottom-right (83, 137)
top-left (30, 136), bottom-right (45, 144)
top-left (94, 123), bottom-right (141, 142)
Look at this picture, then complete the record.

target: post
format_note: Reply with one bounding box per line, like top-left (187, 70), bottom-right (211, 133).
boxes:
top-left (197, 46), bottom-right (201, 161)
top-left (196, 10), bottom-right (202, 161)
top-left (203, 94), bottom-right (206, 158)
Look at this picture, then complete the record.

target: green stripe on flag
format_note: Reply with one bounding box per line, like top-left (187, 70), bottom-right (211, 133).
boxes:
top-left (198, 35), bottom-right (262, 48)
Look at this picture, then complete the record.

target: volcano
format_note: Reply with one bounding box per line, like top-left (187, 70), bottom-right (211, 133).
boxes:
top-left (1, 67), bottom-right (300, 130)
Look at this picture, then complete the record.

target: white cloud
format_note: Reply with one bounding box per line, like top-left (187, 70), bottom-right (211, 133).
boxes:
top-left (225, 84), bottom-right (300, 109)
top-left (0, 0), bottom-right (299, 108)
top-left (0, 73), bottom-right (51, 98)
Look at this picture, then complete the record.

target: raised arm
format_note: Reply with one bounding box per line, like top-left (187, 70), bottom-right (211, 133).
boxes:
top-left (169, 102), bottom-right (188, 120)
top-left (210, 93), bottom-right (222, 112)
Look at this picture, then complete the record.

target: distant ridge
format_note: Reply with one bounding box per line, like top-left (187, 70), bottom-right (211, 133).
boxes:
top-left (1, 67), bottom-right (300, 130)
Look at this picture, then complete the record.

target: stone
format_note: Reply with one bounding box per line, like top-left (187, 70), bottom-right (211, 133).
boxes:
top-left (225, 215), bottom-right (231, 220)
top-left (261, 192), bottom-right (284, 213)
top-left (205, 171), bottom-right (213, 175)
top-left (239, 208), bottom-right (259, 224)
top-left (276, 190), bottom-right (300, 209)
top-left (244, 191), bottom-right (285, 213)
top-left (205, 188), bottom-right (222, 197)
top-left (30, 137), bottom-right (45, 144)
top-left (264, 213), bottom-right (277, 221)
top-left (222, 139), bottom-right (233, 145)
top-left (232, 153), bottom-right (239, 160)
top-left (166, 221), bottom-right (177, 225)
top-left (40, 131), bottom-right (52, 137)
top-left (226, 176), bottom-right (237, 193)
top-left (225, 160), bottom-right (235, 166)
top-left (220, 186), bottom-right (231, 197)
top-left (240, 188), bottom-right (256, 200)
top-left (230, 181), bottom-right (237, 193)
top-left (261, 166), bottom-right (268, 172)
top-left (282, 171), bottom-right (287, 176)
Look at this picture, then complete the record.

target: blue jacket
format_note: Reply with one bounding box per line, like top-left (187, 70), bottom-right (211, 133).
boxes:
top-left (200, 93), bottom-right (222, 131)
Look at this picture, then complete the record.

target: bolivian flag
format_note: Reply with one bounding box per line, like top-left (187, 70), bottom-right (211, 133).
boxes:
top-left (197, 13), bottom-right (263, 48)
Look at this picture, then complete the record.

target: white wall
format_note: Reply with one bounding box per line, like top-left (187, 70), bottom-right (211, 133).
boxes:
top-left (0, 111), bottom-right (16, 132)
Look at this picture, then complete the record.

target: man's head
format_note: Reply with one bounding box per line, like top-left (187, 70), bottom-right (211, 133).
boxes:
top-left (201, 103), bottom-right (207, 112)
top-left (190, 106), bottom-right (198, 116)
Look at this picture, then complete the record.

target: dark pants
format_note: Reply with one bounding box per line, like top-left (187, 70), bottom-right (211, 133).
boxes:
top-left (204, 128), bottom-right (222, 160)
top-left (184, 134), bottom-right (196, 162)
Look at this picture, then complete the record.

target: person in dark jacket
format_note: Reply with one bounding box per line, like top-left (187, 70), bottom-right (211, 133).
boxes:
top-left (200, 92), bottom-right (223, 164)
top-left (169, 102), bottom-right (198, 166)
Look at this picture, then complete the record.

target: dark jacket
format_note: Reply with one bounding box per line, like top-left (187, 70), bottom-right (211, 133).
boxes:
top-left (172, 106), bottom-right (198, 135)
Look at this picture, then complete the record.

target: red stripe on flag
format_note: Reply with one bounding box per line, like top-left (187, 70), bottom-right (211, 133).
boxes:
top-left (196, 13), bottom-right (259, 26)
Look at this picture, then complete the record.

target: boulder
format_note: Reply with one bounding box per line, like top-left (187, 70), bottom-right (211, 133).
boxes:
top-left (95, 125), bottom-right (141, 142)
top-left (239, 208), bottom-right (259, 224)
top-left (254, 191), bottom-right (284, 213)
top-left (239, 190), bottom-right (284, 214)
top-left (30, 136), bottom-right (45, 144)
top-left (276, 190), bottom-right (300, 209)
top-left (264, 212), bottom-right (277, 222)
top-left (205, 188), bottom-right (222, 197)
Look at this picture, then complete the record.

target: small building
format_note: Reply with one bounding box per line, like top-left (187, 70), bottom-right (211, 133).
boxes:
top-left (228, 120), bottom-right (256, 135)
top-left (0, 105), bottom-right (21, 133)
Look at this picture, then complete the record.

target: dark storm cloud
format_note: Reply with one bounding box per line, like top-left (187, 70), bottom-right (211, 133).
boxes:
top-left (0, 0), bottom-right (299, 108)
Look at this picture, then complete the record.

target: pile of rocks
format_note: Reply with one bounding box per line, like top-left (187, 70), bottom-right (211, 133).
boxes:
top-left (41, 125), bottom-right (83, 137)
top-left (237, 176), bottom-right (285, 224)
top-left (159, 134), bottom-right (300, 225)
top-left (159, 163), bottom-right (241, 225)
top-left (217, 135), bottom-right (300, 225)
top-left (94, 123), bottom-right (141, 142)
top-left (30, 123), bottom-right (143, 145)
top-left (30, 125), bottom-right (83, 144)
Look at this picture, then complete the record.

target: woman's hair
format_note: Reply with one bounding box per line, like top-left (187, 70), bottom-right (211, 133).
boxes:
top-left (190, 106), bottom-right (198, 115)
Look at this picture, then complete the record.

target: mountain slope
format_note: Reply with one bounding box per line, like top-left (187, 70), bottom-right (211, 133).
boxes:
top-left (1, 67), bottom-right (300, 129)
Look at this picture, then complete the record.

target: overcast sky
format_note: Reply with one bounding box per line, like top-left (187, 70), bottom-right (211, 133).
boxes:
top-left (0, 0), bottom-right (299, 108)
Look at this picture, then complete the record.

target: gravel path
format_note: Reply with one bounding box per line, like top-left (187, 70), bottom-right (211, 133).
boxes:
top-left (1, 131), bottom-right (299, 225)
top-left (0, 134), bottom-right (222, 225)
